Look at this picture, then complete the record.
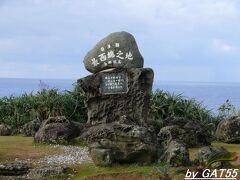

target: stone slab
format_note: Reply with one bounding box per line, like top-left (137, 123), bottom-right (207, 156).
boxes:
top-left (78, 68), bottom-right (154, 125)
top-left (83, 31), bottom-right (144, 73)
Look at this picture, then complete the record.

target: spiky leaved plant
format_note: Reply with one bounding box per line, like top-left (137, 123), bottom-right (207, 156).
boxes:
top-left (175, 151), bottom-right (238, 178)
top-left (152, 162), bottom-right (172, 180)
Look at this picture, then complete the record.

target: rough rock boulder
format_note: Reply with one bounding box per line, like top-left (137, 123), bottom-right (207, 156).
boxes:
top-left (78, 68), bottom-right (154, 126)
top-left (195, 146), bottom-right (231, 168)
top-left (34, 116), bottom-right (83, 144)
top-left (158, 117), bottom-right (212, 148)
top-left (216, 116), bottom-right (240, 143)
top-left (160, 140), bottom-right (190, 167)
top-left (79, 31), bottom-right (157, 167)
top-left (0, 162), bottom-right (30, 176)
top-left (84, 31), bottom-right (144, 73)
top-left (21, 119), bottom-right (41, 136)
top-left (0, 124), bottom-right (11, 136)
top-left (80, 121), bottom-right (158, 166)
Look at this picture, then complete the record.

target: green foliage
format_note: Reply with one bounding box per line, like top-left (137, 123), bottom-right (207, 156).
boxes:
top-left (1, 84), bottom-right (233, 133)
top-left (150, 89), bottom-right (217, 128)
top-left (206, 151), bottom-right (238, 167)
top-left (212, 142), bottom-right (240, 153)
top-left (152, 162), bottom-right (171, 179)
top-left (0, 83), bottom-right (87, 132)
top-left (72, 163), bottom-right (154, 180)
top-left (218, 99), bottom-right (240, 119)
top-left (175, 151), bottom-right (238, 178)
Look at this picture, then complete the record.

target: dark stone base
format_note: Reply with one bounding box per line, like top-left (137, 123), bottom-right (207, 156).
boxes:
top-left (78, 68), bottom-right (156, 166)
top-left (34, 116), bottom-right (83, 144)
top-left (80, 122), bottom-right (158, 166)
top-left (159, 117), bottom-right (213, 148)
top-left (0, 162), bottom-right (30, 176)
top-left (216, 116), bottom-right (240, 143)
top-left (78, 68), bottom-right (154, 126)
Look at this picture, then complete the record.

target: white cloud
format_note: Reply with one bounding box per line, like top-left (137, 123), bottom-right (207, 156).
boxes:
top-left (107, 0), bottom-right (240, 28)
top-left (1, 0), bottom-right (239, 27)
top-left (212, 39), bottom-right (240, 53)
top-left (0, 38), bottom-right (30, 53)
top-left (0, 60), bottom-right (87, 79)
top-left (36, 64), bottom-right (56, 72)
top-left (152, 65), bottom-right (216, 82)
top-left (0, 0), bottom-right (240, 81)
top-left (0, 61), bottom-right (20, 77)
top-left (0, 39), bottom-right (17, 53)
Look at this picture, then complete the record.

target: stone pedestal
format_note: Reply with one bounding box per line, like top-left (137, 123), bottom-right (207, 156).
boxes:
top-left (78, 68), bottom-right (154, 126)
top-left (80, 122), bottom-right (158, 166)
top-left (78, 68), bottom-right (158, 166)
top-left (78, 31), bottom-right (158, 166)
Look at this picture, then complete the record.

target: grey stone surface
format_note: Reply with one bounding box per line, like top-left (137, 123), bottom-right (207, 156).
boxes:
top-left (80, 43), bottom-right (156, 166)
top-left (0, 162), bottom-right (30, 176)
top-left (34, 116), bottom-right (82, 144)
top-left (158, 117), bottom-right (212, 148)
top-left (83, 31), bottom-right (144, 73)
top-left (78, 68), bottom-right (154, 126)
top-left (27, 166), bottom-right (71, 179)
top-left (90, 149), bottom-right (113, 167)
top-left (0, 124), bottom-right (11, 136)
top-left (80, 122), bottom-right (158, 166)
top-left (195, 146), bottom-right (230, 168)
top-left (160, 140), bottom-right (189, 167)
top-left (38, 145), bottom-right (92, 165)
top-left (21, 119), bottom-right (41, 137)
top-left (101, 71), bottom-right (128, 94)
top-left (216, 116), bottom-right (240, 143)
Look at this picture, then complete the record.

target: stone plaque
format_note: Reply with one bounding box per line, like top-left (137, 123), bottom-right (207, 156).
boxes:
top-left (83, 31), bottom-right (144, 73)
top-left (101, 72), bottom-right (128, 94)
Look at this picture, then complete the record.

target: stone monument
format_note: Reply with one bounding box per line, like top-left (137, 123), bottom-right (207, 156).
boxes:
top-left (78, 31), bottom-right (158, 166)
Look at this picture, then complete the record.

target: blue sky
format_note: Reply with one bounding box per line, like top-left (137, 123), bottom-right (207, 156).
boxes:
top-left (0, 0), bottom-right (240, 82)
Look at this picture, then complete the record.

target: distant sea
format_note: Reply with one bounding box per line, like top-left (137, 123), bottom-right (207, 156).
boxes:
top-left (0, 78), bottom-right (240, 113)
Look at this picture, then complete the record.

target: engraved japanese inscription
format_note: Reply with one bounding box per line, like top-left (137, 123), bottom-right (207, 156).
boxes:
top-left (91, 42), bottom-right (134, 67)
top-left (83, 31), bottom-right (144, 73)
top-left (101, 72), bottom-right (128, 94)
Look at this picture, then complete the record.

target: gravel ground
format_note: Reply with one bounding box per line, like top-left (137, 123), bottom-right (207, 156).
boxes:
top-left (37, 145), bottom-right (92, 165)
top-left (0, 145), bottom-right (92, 180)
top-left (1, 145), bottom-right (92, 179)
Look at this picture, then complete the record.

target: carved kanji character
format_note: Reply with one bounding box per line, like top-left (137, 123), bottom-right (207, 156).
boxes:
top-left (91, 58), bottom-right (99, 67)
top-left (116, 50), bottom-right (124, 59)
top-left (125, 51), bottom-right (133, 60)
top-left (107, 50), bottom-right (115, 58)
top-left (98, 53), bottom-right (107, 62)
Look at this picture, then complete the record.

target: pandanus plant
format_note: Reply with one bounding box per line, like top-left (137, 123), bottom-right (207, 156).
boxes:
top-left (175, 150), bottom-right (238, 179)
top-left (152, 162), bottom-right (172, 180)
top-left (150, 90), bottom-right (217, 129)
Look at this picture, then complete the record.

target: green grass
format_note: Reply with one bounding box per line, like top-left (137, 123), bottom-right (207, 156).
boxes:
top-left (0, 136), bottom-right (62, 161)
top-left (71, 163), bottom-right (190, 180)
top-left (0, 87), bottom-right (221, 134)
top-left (0, 85), bottom-right (87, 133)
top-left (188, 141), bottom-right (240, 161)
top-left (0, 136), bottom-right (239, 180)
top-left (74, 142), bottom-right (240, 179)
top-left (150, 90), bottom-right (218, 127)
top-left (212, 141), bottom-right (240, 153)
top-left (72, 163), bottom-right (154, 180)
top-left (72, 164), bottom-right (194, 180)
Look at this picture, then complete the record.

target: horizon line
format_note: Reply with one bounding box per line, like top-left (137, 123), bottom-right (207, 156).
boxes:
top-left (1, 77), bottom-right (240, 84)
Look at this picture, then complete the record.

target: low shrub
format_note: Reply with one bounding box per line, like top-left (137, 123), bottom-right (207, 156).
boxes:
top-left (218, 99), bottom-right (240, 119)
top-left (0, 85), bottom-right (227, 133)
top-left (150, 89), bottom-right (220, 129)
top-left (0, 83), bottom-right (87, 133)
